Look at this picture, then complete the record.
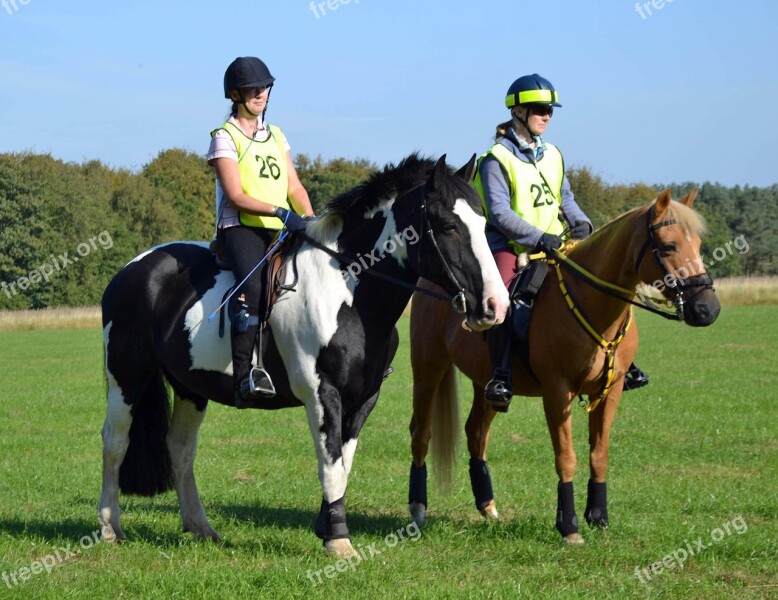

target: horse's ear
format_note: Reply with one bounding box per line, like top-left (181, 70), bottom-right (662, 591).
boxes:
top-left (655, 188), bottom-right (672, 214)
top-left (680, 187), bottom-right (699, 207)
top-left (454, 154), bottom-right (477, 182)
top-left (427, 154), bottom-right (448, 192)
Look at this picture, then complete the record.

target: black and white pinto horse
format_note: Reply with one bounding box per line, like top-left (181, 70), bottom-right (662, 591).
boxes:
top-left (98, 154), bottom-right (509, 557)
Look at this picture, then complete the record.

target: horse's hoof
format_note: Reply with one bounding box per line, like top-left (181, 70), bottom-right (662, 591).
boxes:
top-left (185, 523), bottom-right (222, 543)
top-left (409, 502), bottom-right (426, 526)
top-left (101, 523), bottom-right (125, 543)
top-left (324, 538), bottom-right (356, 558)
top-left (479, 500), bottom-right (500, 521)
top-left (563, 533), bottom-right (585, 545)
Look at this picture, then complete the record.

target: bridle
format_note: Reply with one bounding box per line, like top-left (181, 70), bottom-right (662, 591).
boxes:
top-left (634, 204), bottom-right (716, 315)
top-left (413, 185), bottom-right (468, 314)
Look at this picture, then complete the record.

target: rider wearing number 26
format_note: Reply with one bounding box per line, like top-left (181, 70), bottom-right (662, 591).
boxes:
top-left (207, 56), bottom-right (315, 408)
top-left (474, 74), bottom-right (646, 411)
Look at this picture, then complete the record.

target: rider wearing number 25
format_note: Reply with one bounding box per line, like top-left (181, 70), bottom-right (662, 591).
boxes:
top-left (474, 74), bottom-right (646, 411)
top-left (207, 56), bottom-right (314, 408)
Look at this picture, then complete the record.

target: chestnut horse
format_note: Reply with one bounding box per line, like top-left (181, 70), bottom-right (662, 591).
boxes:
top-left (407, 189), bottom-right (720, 544)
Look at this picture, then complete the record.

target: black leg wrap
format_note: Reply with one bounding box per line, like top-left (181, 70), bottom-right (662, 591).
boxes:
top-left (469, 458), bottom-right (495, 511)
top-left (314, 496), bottom-right (350, 541)
top-left (556, 481), bottom-right (579, 537)
top-left (408, 463), bottom-right (428, 507)
top-left (584, 479), bottom-right (609, 528)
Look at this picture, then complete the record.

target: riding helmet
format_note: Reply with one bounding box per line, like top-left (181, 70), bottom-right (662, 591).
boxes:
top-left (223, 57), bottom-right (275, 98)
top-left (505, 74), bottom-right (561, 108)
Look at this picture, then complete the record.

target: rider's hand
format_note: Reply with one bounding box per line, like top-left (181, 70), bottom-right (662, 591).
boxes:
top-left (274, 207), bottom-right (307, 232)
top-left (535, 233), bottom-right (564, 255)
top-left (570, 220), bottom-right (593, 240)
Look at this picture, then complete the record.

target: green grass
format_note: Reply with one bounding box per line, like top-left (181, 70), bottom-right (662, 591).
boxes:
top-left (0, 307), bottom-right (776, 599)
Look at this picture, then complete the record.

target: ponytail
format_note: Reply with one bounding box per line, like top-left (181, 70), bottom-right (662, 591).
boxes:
top-left (494, 120), bottom-right (513, 141)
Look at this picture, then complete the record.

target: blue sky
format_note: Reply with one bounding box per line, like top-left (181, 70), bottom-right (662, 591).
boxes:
top-left (1, 0), bottom-right (776, 186)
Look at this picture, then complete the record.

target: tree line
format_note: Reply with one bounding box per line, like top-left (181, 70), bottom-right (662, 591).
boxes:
top-left (0, 150), bottom-right (774, 309)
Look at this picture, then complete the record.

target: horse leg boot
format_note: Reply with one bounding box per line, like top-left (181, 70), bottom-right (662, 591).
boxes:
top-left (484, 324), bottom-right (513, 412)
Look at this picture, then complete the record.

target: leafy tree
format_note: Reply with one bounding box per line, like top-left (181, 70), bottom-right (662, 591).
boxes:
top-left (296, 154), bottom-right (377, 213)
top-left (142, 149), bottom-right (214, 241)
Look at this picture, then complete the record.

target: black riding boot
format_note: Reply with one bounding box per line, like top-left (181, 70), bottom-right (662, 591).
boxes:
top-left (484, 324), bottom-right (512, 412)
top-left (623, 362), bottom-right (649, 391)
top-left (232, 320), bottom-right (275, 408)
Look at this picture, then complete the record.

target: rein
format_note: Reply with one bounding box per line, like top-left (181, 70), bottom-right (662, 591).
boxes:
top-left (299, 233), bottom-right (455, 304)
top-left (299, 185), bottom-right (468, 314)
top-left (551, 249), bottom-right (684, 321)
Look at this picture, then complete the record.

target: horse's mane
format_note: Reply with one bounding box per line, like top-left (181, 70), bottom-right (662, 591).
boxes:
top-left (323, 153), bottom-right (433, 219)
top-left (306, 153), bottom-right (473, 244)
top-left (591, 197), bottom-right (707, 240)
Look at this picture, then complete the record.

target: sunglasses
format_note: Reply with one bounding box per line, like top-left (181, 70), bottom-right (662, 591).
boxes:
top-left (529, 104), bottom-right (554, 117)
top-left (244, 85), bottom-right (272, 97)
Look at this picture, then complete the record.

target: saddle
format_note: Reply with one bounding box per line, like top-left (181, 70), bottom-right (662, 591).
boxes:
top-left (209, 233), bottom-right (303, 338)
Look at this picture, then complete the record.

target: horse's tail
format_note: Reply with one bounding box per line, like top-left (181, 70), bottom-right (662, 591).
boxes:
top-left (118, 372), bottom-right (173, 496)
top-left (430, 364), bottom-right (460, 493)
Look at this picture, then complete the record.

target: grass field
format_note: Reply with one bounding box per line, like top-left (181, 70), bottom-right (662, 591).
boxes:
top-left (0, 307), bottom-right (776, 599)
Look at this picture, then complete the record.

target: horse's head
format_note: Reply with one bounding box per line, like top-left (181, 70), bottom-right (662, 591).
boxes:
top-left (406, 155), bottom-right (509, 331)
top-left (635, 189), bottom-right (720, 326)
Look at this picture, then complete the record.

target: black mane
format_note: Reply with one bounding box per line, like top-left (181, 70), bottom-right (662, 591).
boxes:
top-left (323, 153), bottom-right (473, 218)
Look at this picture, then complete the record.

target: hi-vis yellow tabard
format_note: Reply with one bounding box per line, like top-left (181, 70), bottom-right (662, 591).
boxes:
top-left (211, 121), bottom-right (290, 229)
top-left (474, 142), bottom-right (566, 253)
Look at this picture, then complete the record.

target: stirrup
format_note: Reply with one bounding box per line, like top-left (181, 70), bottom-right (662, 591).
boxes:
top-left (247, 365), bottom-right (276, 397)
top-left (623, 365), bottom-right (649, 391)
top-left (484, 368), bottom-right (512, 413)
top-left (237, 366), bottom-right (276, 407)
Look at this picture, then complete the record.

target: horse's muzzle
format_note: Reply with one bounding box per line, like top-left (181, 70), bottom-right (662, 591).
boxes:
top-left (464, 285), bottom-right (509, 331)
top-left (683, 291), bottom-right (721, 327)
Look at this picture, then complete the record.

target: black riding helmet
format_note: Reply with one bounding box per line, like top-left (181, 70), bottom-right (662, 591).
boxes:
top-left (223, 57), bottom-right (275, 99)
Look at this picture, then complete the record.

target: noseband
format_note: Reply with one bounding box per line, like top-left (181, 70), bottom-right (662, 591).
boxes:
top-left (634, 205), bottom-right (715, 314)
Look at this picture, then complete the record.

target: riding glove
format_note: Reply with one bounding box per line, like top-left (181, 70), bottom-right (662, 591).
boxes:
top-left (535, 233), bottom-right (564, 255)
top-left (570, 220), bottom-right (593, 240)
top-left (274, 207), bottom-right (307, 232)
